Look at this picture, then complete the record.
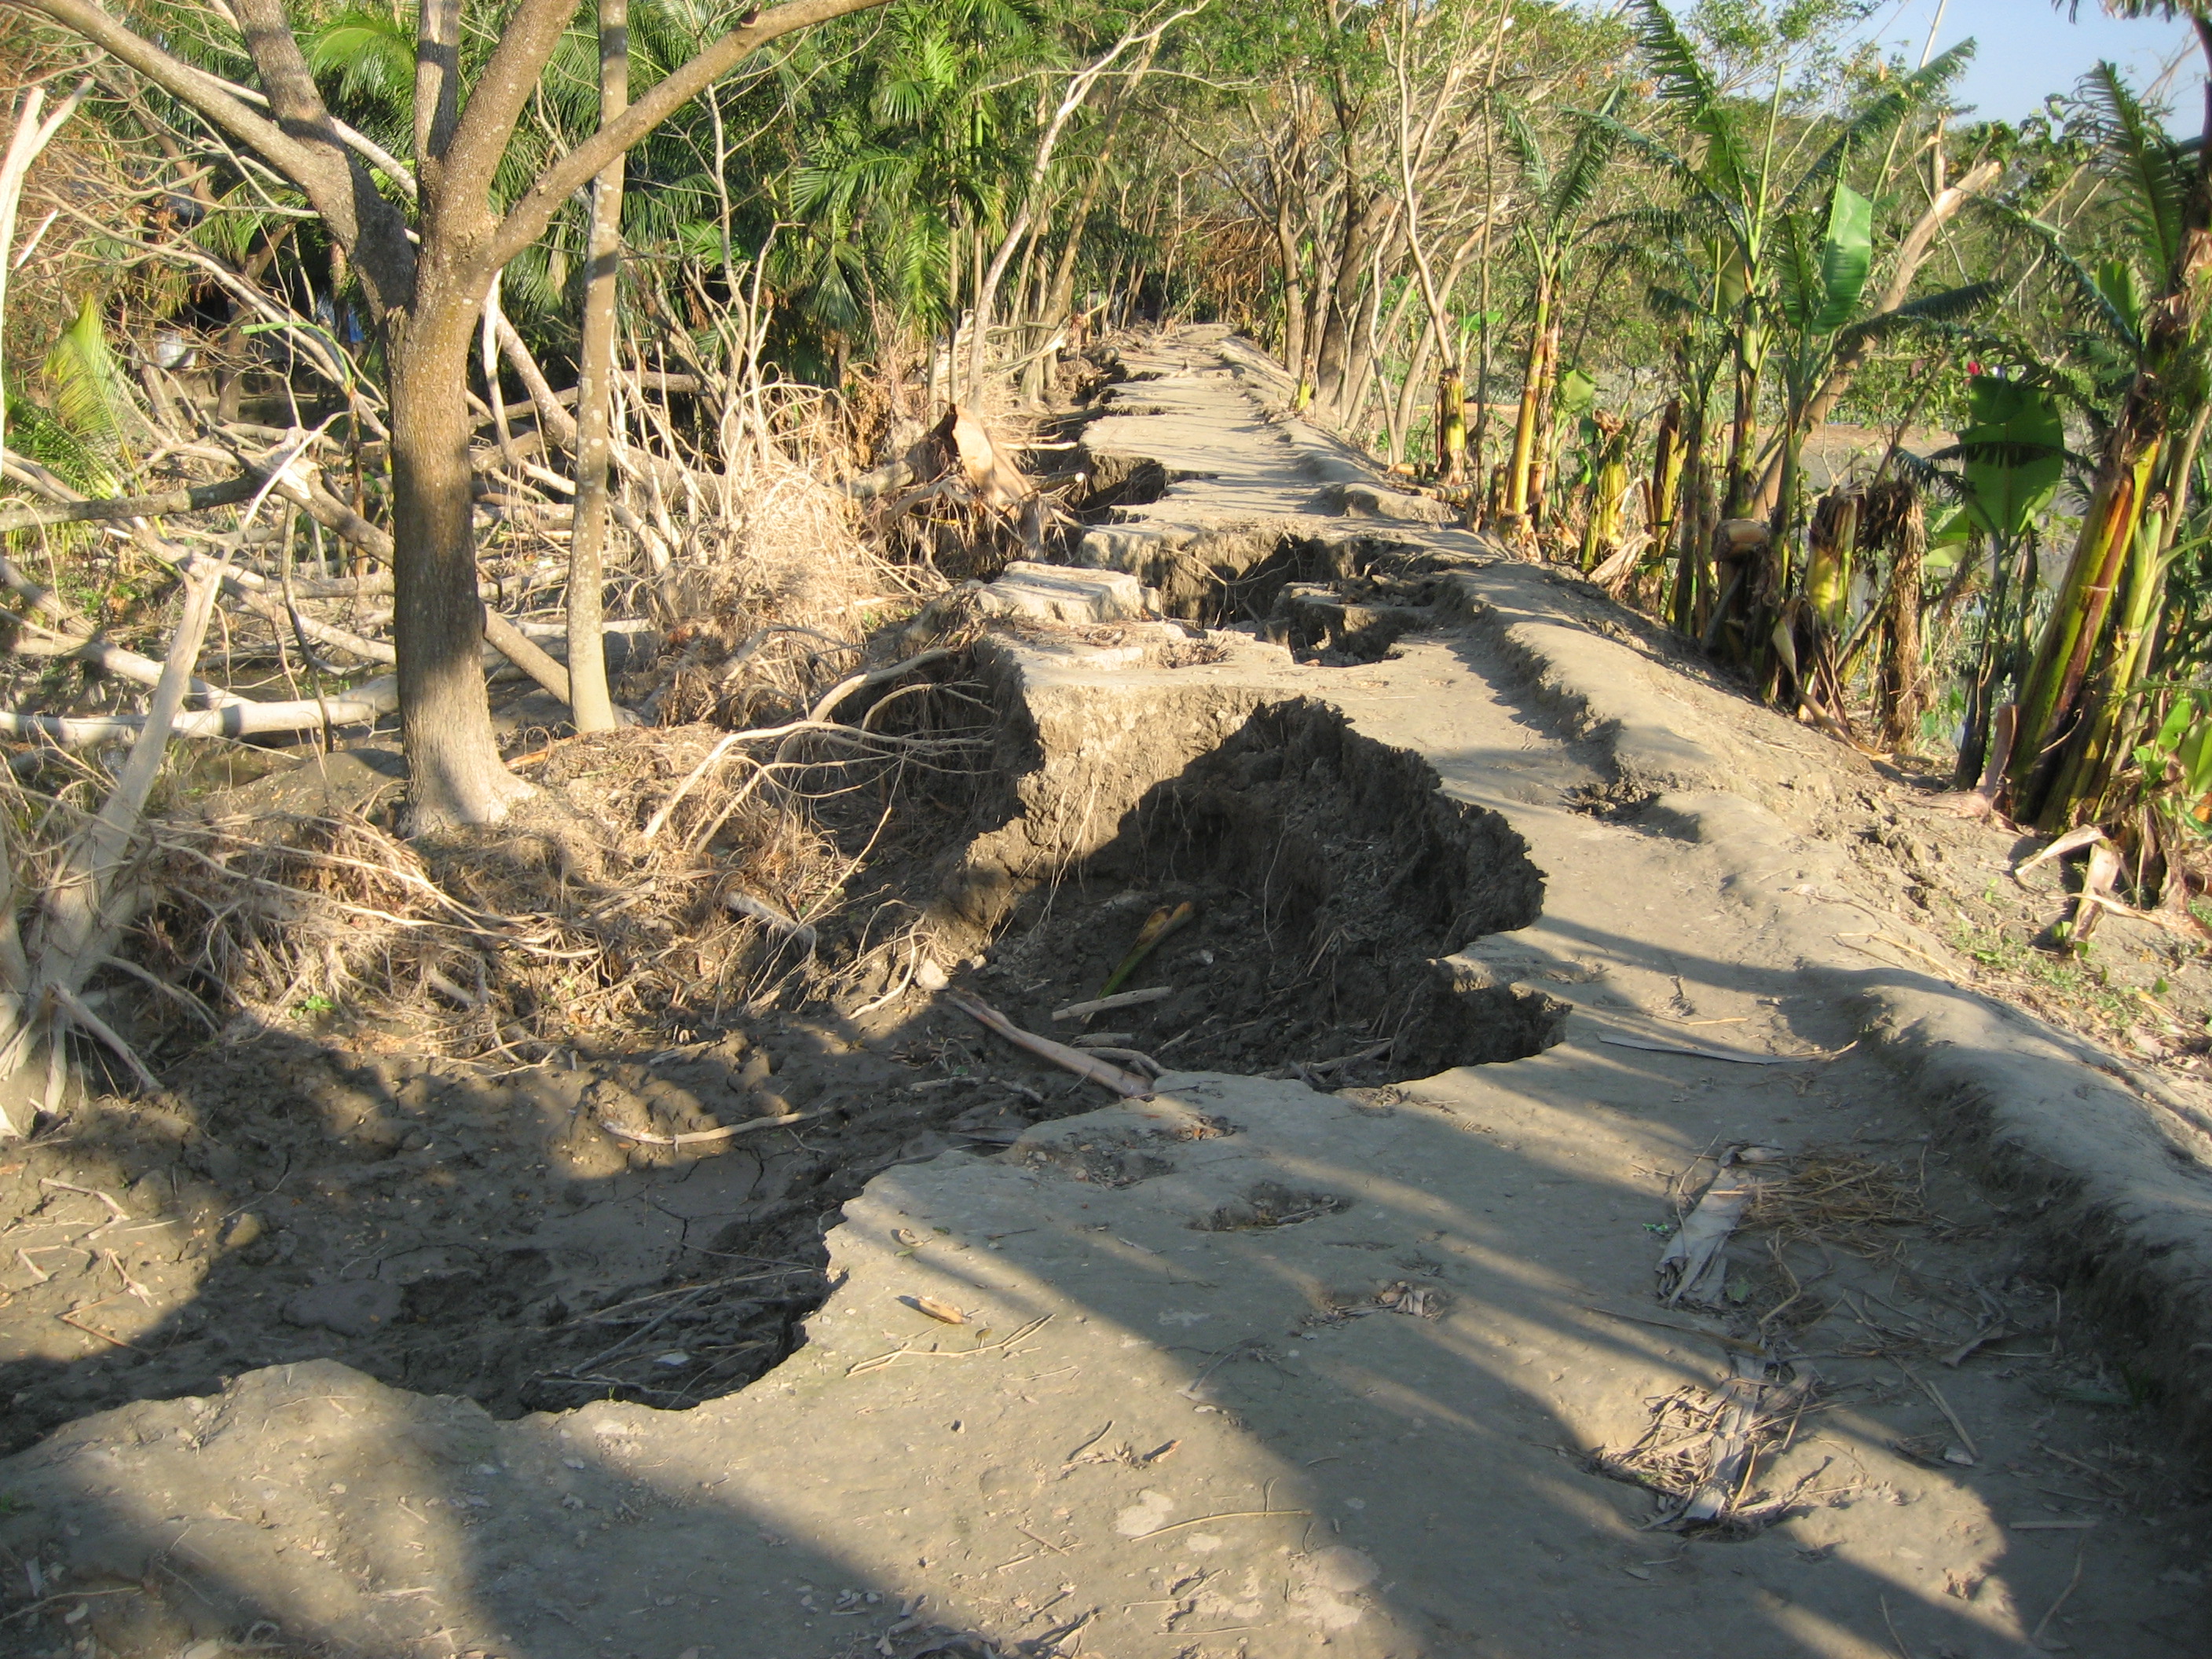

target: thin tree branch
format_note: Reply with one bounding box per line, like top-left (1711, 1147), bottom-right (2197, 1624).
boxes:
top-left (484, 0), bottom-right (897, 273)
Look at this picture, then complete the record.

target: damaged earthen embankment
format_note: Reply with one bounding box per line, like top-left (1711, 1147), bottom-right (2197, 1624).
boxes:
top-left (1062, 325), bottom-right (2212, 1458)
top-left (5, 328), bottom-right (2212, 1659)
top-left (1437, 562), bottom-right (2212, 1451)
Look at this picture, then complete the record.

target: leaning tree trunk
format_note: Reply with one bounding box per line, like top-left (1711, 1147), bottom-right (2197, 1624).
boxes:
top-left (386, 290), bottom-right (532, 830)
top-left (566, 0), bottom-right (628, 735)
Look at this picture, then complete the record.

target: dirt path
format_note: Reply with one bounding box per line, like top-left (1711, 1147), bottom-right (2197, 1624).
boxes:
top-left (4, 328), bottom-right (2211, 1659)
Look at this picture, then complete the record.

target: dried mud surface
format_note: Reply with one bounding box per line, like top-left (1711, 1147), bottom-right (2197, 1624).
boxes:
top-left (6, 328), bottom-right (2212, 1659)
top-left (0, 690), bottom-right (1570, 1456)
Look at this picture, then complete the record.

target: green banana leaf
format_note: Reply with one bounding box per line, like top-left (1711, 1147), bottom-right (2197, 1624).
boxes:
top-left (1956, 376), bottom-right (2064, 544)
top-left (1814, 181), bottom-right (1873, 333)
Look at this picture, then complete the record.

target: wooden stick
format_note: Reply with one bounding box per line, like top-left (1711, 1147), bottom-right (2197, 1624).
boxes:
top-left (1051, 986), bottom-right (1173, 1022)
top-left (0, 472), bottom-right (263, 534)
top-left (2029, 1544), bottom-right (2087, 1646)
top-left (1895, 1359), bottom-right (1979, 1462)
top-left (1075, 1045), bottom-right (1164, 1077)
top-left (1599, 1034), bottom-right (1811, 1065)
top-left (1126, 1508), bottom-right (1310, 1541)
top-left (49, 985), bottom-right (163, 1094)
top-left (596, 1106), bottom-right (833, 1147)
top-left (0, 681), bottom-right (397, 744)
top-left (807, 646), bottom-right (957, 723)
top-left (947, 991), bottom-right (1152, 1097)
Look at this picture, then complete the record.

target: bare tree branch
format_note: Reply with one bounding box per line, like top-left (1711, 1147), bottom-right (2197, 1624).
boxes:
top-left (484, 0), bottom-right (897, 273)
top-left (19, 0), bottom-right (418, 312)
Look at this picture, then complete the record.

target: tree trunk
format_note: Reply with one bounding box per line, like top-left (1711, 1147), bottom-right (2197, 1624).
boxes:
top-left (1313, 188), bottom-right (1383, 410)
top-left (1525, 310), bottom-right (1563, 527)
top-left (387, 291), bottom-right (531, 830)
top-left (2045, 502), bottom-right (2163, 819)
top-left (1669, 385), bottom-right (1712, 635)
top-left (1503, 269), bottom-right (1551, 520)
top-left (1299, 205), bottom-right (1338, 404)
top-left (1721, 323), bottom-right (1761, 518)
top-left (1436, 364), bottom-right (1466, 482)
top-left (566, 0), bottom-right (628, 734)
top-left (1649, 396), bottom-right (1683, 562)
top-left (2009, 421), bottom-right (2161, 822)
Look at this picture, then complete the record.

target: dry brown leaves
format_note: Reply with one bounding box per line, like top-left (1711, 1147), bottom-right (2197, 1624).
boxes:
top-left (136, 698), bottom-right (979, 1060)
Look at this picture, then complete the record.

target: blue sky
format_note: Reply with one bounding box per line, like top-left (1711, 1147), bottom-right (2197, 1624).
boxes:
top-left (1856, 1), bottom-right (2203, 123)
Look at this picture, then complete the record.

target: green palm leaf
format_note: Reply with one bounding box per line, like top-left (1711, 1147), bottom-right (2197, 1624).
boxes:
top-left (43, 296), bottom-right (134, 452)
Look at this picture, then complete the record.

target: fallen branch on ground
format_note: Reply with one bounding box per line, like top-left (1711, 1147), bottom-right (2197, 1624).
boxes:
top-left (1051, 986), bottom-right (1174, 1021)
top-left (0, 679), bottom-right (397, 745)
top-left (596, 1106), bottom-right (833, 1147)
top-left (946, 990), bottom-right (1153, 1097)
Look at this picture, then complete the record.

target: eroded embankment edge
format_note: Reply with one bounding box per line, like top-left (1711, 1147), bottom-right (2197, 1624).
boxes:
top-left (1445, 558), bottom-right (2212, 1456)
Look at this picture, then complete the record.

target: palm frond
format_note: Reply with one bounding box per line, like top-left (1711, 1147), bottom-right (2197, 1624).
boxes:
top-left (1499, 102), bottom-right (1551, 203)
top-left (1780, 41), bottom-right (1976, 219)
top-left (2078, 60), bottom-right (2188, 283)
top-left (42, 297), bottom-right (134, 452)
top-left (1550, 93), bottom-right (1622, 228)
top-left (1579, 113), bottom-right (1737, 237)
top-left (1837, 280), bottom-right (1999, 344)
top-left (1978, 200), bottom-right (2143, 351)
top-left (5, 395), bottom-right (118, 496)
top-left (1628, 0), bottom-right (1746, 201)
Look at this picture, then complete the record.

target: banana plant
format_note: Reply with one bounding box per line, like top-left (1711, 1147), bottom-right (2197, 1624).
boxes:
top-left (1606, 0), bottom-right (1973, 667)
top-left (1939, 373), bottom-right (2067, 788)
top-left (1767, 176), bottom-right (1873, 572)
top-left (1768, 178), bottom-right (1995, 617)
top-left (1496, 93), bottom-right (1620, 527)
top-left (2009, 52), bottom-right (2212, 829)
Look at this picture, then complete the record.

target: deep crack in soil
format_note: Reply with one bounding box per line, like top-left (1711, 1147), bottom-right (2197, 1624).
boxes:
top-left (0, 677), bottom-right (1559, 1450)
top-left (969, 698), bottom-right (1558, 1082)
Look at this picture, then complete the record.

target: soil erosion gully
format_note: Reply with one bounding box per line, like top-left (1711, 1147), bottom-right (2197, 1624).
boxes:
top-left (4, 327), bottom-right (2210, 1659)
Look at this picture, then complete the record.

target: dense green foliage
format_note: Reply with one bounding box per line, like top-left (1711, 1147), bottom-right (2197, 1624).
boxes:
top-left (8, 0), bottom-right (2212, 881)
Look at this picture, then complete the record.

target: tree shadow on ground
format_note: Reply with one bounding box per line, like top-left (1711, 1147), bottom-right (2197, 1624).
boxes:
top-left (3, 701), bottom-right (2207, 1657)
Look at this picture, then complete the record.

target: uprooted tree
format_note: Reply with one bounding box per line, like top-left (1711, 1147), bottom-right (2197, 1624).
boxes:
top-left (12, 0), bottom-right (895, 830)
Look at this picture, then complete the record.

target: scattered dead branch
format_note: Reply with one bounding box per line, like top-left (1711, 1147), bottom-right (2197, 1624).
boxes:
top-left (944, 990), bottom-right (1155, 1097)
top-left (1589, 1350), bottom-right (1821, 1533)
